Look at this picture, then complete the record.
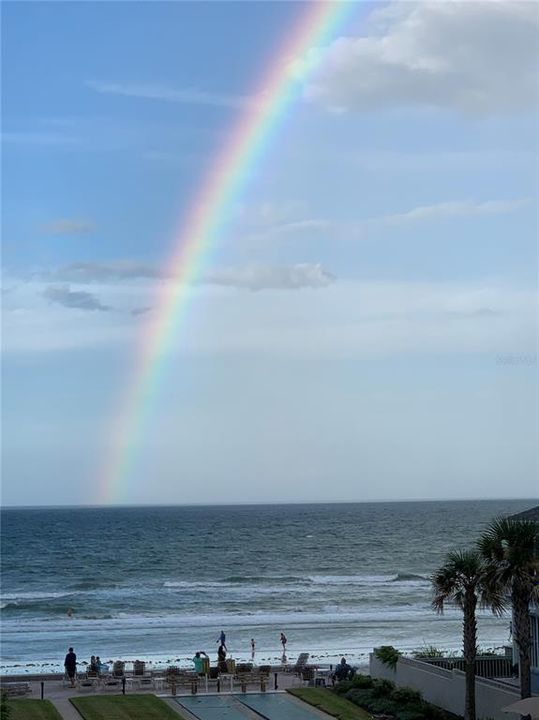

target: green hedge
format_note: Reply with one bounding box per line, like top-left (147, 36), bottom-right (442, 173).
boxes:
top-left (333, 674), bottom-right (462, 720)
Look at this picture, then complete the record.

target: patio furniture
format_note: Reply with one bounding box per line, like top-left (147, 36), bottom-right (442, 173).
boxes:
top-left (112, 660), bottom-right (125, 679)
top-left (128, 660), bottom-right (154, 689)
top-left (287, 653), bottom-right (310, 674)
top-left (0, 682), bottom-right (32, 697)
top-left (164, 668), bottom-right (199, 695)
top-left (77, 674), bottom-right (99, 692)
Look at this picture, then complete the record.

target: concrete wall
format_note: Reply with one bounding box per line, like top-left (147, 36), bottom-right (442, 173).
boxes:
top-left (370, 654), bottom-right (521, 720)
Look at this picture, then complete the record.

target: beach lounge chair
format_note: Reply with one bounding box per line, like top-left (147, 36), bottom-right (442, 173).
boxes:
top-left (234, 664), bottom-right (270, 693)
top-left (76, 674), bottom-right (98, 692)
top-left (300, 667), bottom-right (316, 684)
top-left (287, 653), bottom-right (309, 674)
top-left (235, 663), bottom-right (252, 674)
top-left (130, 660), bottom-right (154, 689)
top-left (133, 660), bottom-right (147, 677)
top-left (112, 660), bottom-right (125, 677)
top-left (164, 667), bottom-right (198, 695)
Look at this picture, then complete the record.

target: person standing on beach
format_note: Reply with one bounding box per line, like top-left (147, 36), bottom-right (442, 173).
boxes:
top-left (250, 638), bottom-right (255, 658)
top-left (64, 647), bottom-right (77, 687)
top-left (192, 651), bottom-right (209, 675)
top-left (280, 633), bottom-right (287, 653)
top-left (217, 630), bottom-right (227, 650)
top-left (217, 643), bottom-right (227, 673)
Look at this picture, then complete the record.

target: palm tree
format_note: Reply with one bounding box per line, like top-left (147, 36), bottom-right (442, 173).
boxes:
top-left (432, 549), bottom-right (503, 720)
top-left (478, 517), bottom-right (538, 699)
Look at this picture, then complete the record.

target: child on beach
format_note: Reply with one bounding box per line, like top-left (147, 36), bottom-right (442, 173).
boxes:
top-left (280, 633), bottom-right (287, 652)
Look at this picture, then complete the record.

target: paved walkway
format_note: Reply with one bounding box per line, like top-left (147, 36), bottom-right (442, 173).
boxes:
top-left (51, 697), bottom-right (83, 720)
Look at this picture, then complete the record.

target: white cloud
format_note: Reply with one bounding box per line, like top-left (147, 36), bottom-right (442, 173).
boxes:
top-left (45, 261), bottom-right (335, 291)
top-left (201, 263), bottom-right (335, 291)
top-left (379, 198), bottom-right (530, 225)
top-left (3, 276), bottom-right (536, 356)
top-left (304, 1), bottom-right (539, 114)
top-left (87, 80), bottom-right (259, 109)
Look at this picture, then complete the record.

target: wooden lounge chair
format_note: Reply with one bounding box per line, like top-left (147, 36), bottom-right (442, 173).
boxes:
top-left (112, 660), bottom-right (125, 679)
top-left (133, 660), bottom-right (146, 676)
top-left (287, 653), bottom-right (309, 674)
top-left (164, 667), bottom-right (198, 695)
top-left (234, 665), bottom-right (270, 693)
top-left (130, 660), bottom-right (154, 689)
top-left (235, 663), bottom-right (252, 674)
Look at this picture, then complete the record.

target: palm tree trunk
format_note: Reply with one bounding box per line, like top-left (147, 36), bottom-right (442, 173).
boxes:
top-left (512, 588), bottom-right (532, 699)
top-left (463, 590), bottom-right (477, 720)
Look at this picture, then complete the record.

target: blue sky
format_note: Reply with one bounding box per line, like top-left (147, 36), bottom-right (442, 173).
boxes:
top-left (2, 1), bottom-right (537, 505)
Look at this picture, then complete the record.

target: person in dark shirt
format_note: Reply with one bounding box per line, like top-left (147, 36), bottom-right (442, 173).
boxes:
top-left (64, 647), bottom-right (77, 687)
top-left (334, 657), bottom-right (355, 682)
top-left (217, 643), bottom-right (227, 673)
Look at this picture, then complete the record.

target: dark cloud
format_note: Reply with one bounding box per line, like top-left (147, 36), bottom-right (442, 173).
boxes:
top-left (131, 306), bottom-right (152, 316)
top-left (43, 284), bottom-right (111, 312)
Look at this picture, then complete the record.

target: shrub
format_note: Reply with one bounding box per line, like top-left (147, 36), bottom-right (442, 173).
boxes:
top-left (372, 678), bottom-right (395, 696)
top-left (333, 679), bottom-right (357, 695)
top-left (375, 644), bottom-right (402, 669)
top-left (333, 673), bottom-right (374, 694)
top-left (0, 691), bottom-right (10, 720)
top-left (392, 686), bottom-right (423, 704)
top-left (353, 674), bottom-right (374, 688)
top-left (396, 710), bottom-right (427, 720)
top-left (369, 697), bottom-right (399, 715)
top-left (344, 688), bottom-right (376, 707)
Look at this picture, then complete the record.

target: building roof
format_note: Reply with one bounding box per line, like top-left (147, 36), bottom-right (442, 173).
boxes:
top-left (510, 506), bottom-right (539, 522)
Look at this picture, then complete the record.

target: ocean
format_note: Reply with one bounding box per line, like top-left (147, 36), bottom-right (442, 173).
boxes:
top-left (0, 500), bottom-right (533, 675)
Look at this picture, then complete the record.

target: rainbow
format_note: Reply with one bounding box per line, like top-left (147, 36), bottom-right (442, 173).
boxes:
top-left (98, 0), bottom-right (354, 504)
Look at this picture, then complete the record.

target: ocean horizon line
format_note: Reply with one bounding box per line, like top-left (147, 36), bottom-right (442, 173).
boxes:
top-left (1, 496), bottom-right (536, 511)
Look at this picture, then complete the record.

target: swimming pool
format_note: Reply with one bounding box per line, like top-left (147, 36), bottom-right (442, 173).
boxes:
top-left (177, 695), bottom-right (247, 720)
top-left (176, 692), bottom-right (328, 719)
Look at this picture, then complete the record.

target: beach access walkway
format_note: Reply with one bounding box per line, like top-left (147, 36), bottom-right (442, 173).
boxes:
top-left (50, 697), bottom-right (86, 720)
